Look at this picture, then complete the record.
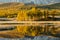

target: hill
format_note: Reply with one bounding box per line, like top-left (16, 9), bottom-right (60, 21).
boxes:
top-left (0, 2), bottom-right (24, 9)
top-left (36, 3), bottom-right (60, 9)
top-left (0, 2), bottom-right (60, 9)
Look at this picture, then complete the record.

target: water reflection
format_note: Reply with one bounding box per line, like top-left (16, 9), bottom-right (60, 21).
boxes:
top-left (0, 23), bottom-right (60, 38)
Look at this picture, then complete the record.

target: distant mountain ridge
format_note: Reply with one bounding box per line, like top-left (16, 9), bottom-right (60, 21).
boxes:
top-left (36, 0), bottom-right (60, 4)
top-left (0, 2), bottom-right (60, 9)
top-left (36, 3), bottom-right (60, 9)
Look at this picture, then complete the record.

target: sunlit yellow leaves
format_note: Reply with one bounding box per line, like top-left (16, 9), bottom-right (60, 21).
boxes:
top-left (0, 6), bottom-right (60, 37)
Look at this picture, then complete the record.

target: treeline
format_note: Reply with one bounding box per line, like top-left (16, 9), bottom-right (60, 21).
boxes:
top-left (17, 7), bottom-right (60, 21)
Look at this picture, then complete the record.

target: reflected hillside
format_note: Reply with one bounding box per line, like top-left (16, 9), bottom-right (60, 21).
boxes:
top-left (16, 23), bottom-right (60, 37)
top-left (0, 23), bottom-right (60, 38)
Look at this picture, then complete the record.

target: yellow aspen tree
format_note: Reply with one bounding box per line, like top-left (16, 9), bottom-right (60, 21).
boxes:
top-left (16, 10), bottom-right (28, 34)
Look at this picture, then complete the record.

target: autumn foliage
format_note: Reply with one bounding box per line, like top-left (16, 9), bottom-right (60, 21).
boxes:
top-left (0, 5), bottom-right (60, 37)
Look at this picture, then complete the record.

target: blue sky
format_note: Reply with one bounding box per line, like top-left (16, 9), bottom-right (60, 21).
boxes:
top-left (0, 0), bottom-right (60, 4)
top-left (0, 0), bottom-right (30, 3)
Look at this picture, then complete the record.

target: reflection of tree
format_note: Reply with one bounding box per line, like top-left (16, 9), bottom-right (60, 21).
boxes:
top-left (42, 23), bottom-right (56, 35)
top-left (49, 25), bottom-right (60, 37)
top-left (26, 24), bottom-right (60, 36)
top-left (16, 23), bottom-right (60, 37)
top-left (43, 23), bottom-right (50, 35)
top-left (26, 26), bottom-right (43, 36)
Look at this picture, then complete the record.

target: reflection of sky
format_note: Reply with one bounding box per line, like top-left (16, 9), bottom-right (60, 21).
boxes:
top-left (0, 0), bottom-right (60, 4)
top-left (0, 36), bottom-right (60, 40)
